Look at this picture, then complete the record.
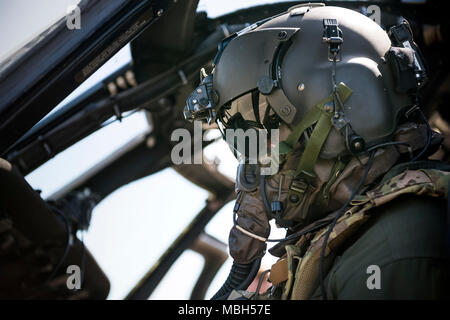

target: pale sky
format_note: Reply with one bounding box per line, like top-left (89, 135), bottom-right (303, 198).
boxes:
top-left (0, 0), bottom-right (80, 62)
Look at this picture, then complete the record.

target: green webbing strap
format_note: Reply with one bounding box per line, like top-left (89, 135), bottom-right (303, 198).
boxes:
top-left (281, 106), bottom-right (323, 154)
top-left (280, 83), bottom-right (352, 154)
top-left (283, 83), bottom-right (352, 203)
top-left (295, 109), bottom-right (333, 177)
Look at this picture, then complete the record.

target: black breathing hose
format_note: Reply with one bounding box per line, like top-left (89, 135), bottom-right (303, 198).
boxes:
top-left (211, 257), bottom-right (262, 300)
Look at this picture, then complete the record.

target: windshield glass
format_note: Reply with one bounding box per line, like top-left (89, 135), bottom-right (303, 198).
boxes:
top-left (197, 0), bottom-right (293, 18)
top-left (196, 0), bottom-right (394, 18)
top-left (0, 0), bottom-right (80, 64)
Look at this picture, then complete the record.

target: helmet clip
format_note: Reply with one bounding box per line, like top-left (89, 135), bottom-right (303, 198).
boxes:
top-left (322, 19), bottom-right (343, 61)
top-left (183, 74), bottom-right (218, 124)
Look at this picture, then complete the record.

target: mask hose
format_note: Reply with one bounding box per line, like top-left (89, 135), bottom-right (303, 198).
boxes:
top-left (211, 257), bottom-right (261, 300)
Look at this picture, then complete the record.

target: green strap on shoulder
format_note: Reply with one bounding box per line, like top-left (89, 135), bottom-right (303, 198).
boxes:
top-left (281, 83), bottom-right (352, 203)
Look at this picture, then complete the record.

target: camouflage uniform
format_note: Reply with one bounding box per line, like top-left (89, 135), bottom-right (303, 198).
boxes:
top-left (266, 165), bottom-right (450, 299)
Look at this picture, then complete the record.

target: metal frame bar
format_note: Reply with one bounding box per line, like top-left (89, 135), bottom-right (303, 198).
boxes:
top-left (0, 0), bottom-right (172, 154)
top-left (125, 193), bottom-right (235, 300)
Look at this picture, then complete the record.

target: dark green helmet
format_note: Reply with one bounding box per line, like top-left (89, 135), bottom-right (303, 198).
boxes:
top-left (184, 3), bottom-right (425, 159)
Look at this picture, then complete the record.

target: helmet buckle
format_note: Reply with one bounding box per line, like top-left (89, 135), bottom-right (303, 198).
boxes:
top-left (322, 19), bottom-right (343, 61)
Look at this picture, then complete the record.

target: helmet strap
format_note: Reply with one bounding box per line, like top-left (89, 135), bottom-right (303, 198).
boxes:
top-left (279, 83), bottom-right (353, 206)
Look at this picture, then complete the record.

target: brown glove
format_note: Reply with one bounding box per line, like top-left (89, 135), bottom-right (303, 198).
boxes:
top-left (229, 189), bottom-right (271, 264)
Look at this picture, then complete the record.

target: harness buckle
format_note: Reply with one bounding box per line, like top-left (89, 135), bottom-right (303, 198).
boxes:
top-left (289, 170), bottom-right (316, 204)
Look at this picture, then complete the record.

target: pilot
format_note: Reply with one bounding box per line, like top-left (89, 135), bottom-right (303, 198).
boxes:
top-left (184, 3), bottom-right (450, 299)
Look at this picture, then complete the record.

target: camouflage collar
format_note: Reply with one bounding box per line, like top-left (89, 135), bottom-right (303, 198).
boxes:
top-left (381, 160), bottom-right (450, 184)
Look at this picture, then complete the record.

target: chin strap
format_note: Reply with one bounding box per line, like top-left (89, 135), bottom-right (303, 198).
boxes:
top-left (279, 83), bottom-right (353, 206)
